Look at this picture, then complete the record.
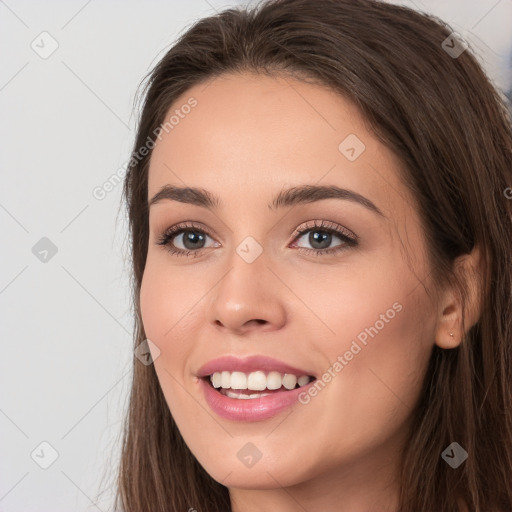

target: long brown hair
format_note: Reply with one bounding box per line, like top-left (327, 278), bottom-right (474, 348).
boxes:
top-left (115, 1), bottom-right (512, 510)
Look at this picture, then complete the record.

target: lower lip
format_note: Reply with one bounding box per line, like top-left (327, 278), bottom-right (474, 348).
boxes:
top-left (199, 377), bottom-right (315, 422)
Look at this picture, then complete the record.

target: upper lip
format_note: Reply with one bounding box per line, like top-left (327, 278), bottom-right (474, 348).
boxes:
top-left (197, 355), bottom-right (316, 378)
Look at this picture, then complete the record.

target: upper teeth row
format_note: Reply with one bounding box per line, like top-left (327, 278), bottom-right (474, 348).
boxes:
top-left (210, 370), bottom-right (311, 391)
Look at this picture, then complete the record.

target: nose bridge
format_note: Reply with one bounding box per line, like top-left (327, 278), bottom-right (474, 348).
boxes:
top-left (206, 238), bottom-right (287, 333)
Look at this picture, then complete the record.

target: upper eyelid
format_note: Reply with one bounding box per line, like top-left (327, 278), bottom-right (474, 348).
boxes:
top-left (160, 221), bottom-right (213, 238)
top-left (291, 220), bottom-right (357, 241)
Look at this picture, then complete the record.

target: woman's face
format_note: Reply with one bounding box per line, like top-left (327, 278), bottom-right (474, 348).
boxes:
top-left (140, 72), bottom-right (438, 499)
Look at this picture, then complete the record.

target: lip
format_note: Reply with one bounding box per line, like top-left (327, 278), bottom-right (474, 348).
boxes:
top-left (196, 355), bottom-right (316, 378)
top-left (199, 376), bottom-right (317, 422)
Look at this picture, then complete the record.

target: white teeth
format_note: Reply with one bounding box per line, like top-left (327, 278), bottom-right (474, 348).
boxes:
top-left (297, 375), bottom-right (310, 387)
top-left (209, 370), bottom-right (312, 391)
top-left (266, 371), bottom-right (282, 390)
top-left (221, 371), bottom-right (231, 389)
top-left (247, 371), bottom-right (267, 391)
top-left (212, 372), bottom-right (222, 388)
top-left (230, 371), bottom-right (247, 389)
top-left (224, 390), bottom-right (272, 399)
top-left (282, 374), bottom-right (297, 390)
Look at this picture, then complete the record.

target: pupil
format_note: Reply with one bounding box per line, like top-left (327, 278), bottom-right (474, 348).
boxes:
top-left (183, 231), bottom-right (205, 249)
top-left (310, 231), bottom-right (331, 249)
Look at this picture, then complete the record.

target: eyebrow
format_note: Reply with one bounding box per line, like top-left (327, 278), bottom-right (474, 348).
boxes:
top-left (148, 184), bottom-right (384, 217)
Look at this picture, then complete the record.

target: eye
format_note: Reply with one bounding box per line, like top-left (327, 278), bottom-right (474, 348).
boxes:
top-left (155, 222), bottom-right (219, 258)
top-left (155, 219), bottom-right (358, 258)
top-left (290, 219), bottom-right (358, 256)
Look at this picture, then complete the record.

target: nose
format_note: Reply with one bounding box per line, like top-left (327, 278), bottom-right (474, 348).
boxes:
top-left (206, 252), bottom-right (287, 336)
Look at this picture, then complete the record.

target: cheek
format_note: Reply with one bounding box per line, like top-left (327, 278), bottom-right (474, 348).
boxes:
top-left (331, 298), bottom-right (432, 463)
top-left (140, 263), bottom-right (170, 341)
top-left (320, 279), bottom-right (433, 435)
top-left (139, 261), bottom-right (203, 434)
top-left (286, 258), bottom-right (435, 446)
top-left (140, 255), bottom-right (199, 341)
top-left (139, 260), bottom-right (198, 386)
top-left (327, 262), bottom-right (434, 394)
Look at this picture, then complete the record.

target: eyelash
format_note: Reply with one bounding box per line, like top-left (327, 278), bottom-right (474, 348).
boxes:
top-left (155, 220), bottom-right (358, 258)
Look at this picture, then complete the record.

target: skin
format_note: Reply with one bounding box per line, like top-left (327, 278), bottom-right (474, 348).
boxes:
top-left (140, 72), bottom-right (480, 512)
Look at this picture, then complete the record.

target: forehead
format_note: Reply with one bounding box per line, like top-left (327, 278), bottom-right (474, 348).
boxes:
top-left (147, 72), bottom-right (410, 217)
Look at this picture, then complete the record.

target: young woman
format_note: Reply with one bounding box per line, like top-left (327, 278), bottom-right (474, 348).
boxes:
top-left (116, 0), bottom-right (512, 510)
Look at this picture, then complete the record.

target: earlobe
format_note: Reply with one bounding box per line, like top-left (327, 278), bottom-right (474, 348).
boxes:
top-left (434, 245), bottom-right (483, 349)
top-left (434, 299), bottom-right (462, 349)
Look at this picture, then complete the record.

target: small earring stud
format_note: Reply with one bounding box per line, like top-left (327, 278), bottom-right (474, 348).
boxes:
top-left (449, 332), bottom-right (454, 337)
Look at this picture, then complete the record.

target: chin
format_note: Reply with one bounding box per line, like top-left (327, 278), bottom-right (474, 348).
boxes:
top-left (200, 456), bottom-right (312, 490)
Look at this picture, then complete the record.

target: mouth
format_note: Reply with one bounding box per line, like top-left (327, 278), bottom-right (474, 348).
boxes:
top-left (202, 370), bottom-right (317, 400)
top-left (197, 355), bottom-right (318, 420)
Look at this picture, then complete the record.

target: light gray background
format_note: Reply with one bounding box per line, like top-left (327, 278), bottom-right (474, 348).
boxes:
top-left (1, 1), bottom-right (511, 510)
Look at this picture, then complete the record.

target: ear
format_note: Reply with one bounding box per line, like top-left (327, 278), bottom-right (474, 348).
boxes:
top-left (434, 245), bottom-right (483, 349)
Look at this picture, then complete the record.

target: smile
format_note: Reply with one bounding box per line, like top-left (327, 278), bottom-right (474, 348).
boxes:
top-left (200, 372), bottom-right (317, 421)
top-left (209, 370), bottom-right (313, 399)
